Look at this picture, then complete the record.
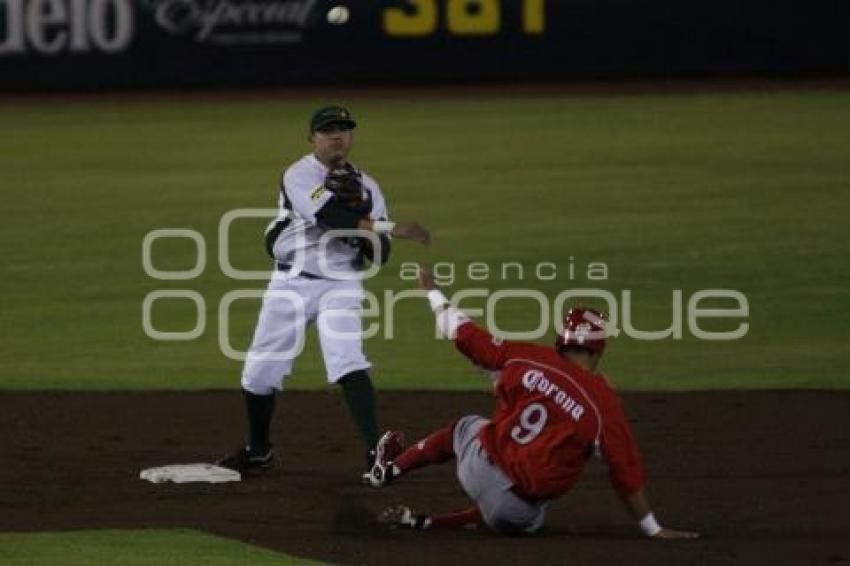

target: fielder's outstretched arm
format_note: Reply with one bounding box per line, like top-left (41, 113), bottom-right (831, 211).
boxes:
top-left (358, 218), bottom-right (430, 245)
top-left (315, 198), bottom-right (430, 246)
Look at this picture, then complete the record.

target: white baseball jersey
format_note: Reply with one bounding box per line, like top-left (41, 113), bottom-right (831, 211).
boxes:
top-left (243, 153), bottom-right (387, 393)
top-left (268, 153), bottom-right (388, 279)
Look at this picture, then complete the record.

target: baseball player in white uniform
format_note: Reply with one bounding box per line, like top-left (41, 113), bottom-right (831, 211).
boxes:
top-left (218, 106), bottom-right (429, 479)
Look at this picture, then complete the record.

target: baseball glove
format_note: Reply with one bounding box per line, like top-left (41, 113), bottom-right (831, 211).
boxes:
top-left (324, 164), bottom-right (370, 214)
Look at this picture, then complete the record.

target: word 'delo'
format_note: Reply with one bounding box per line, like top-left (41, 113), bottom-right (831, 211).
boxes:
top-left (0, 0), bottom-right (134, 55)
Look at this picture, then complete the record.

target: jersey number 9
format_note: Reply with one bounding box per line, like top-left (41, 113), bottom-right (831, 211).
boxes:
top-left (510, 403), bottom-right (548, 445)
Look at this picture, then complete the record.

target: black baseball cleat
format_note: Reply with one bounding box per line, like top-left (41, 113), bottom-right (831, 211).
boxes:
top-left (378, 504), bottom-right (432, 530)
top-left (217, 445), bottom-right (275, 473)
top-left (363, 447), bottom-right (377, 484)
top-left (365, 430), bottom-right (405, 487)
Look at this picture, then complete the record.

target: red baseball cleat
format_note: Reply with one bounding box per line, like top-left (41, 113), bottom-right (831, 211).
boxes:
top-left (366, 430), bottom-right (405, 487)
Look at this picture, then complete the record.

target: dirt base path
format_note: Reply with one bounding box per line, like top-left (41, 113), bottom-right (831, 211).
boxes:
top-left (1, 390), bottom-right (848, 565)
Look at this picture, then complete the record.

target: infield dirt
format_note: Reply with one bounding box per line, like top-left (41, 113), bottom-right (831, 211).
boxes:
top-left (1, 390), bottom-right (848, 565)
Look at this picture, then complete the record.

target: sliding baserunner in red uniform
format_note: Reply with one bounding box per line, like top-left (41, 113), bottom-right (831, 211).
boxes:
top-left (367, 265), bottom-right (698, 539)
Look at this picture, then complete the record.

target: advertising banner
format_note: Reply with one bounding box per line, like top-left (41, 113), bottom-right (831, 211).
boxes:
top-left (1, 0), bottom-right (847, 91)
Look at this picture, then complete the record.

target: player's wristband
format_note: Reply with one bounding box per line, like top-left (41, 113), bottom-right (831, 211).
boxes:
top-left (639, 513), bottom-right (662, 537)
top-left (372, 220), bottom-right (396, 234)
top-left (427, 290), bottom-right (449, 311)
top-left (427, 290), bottom-right (469, 339)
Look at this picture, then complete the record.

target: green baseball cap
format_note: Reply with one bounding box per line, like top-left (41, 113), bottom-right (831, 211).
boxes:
top-left (310, 105), bottom-right (357, 133)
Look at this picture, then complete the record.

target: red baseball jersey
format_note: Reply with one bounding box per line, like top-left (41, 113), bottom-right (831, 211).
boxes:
top-left (454, 321), bottom-right (645, 501)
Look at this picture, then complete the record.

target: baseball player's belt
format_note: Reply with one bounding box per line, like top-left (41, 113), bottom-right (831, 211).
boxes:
top-left (276, 262), bottom-right (324, 280)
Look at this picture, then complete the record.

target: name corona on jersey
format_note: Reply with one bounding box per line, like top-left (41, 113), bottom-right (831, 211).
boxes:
top-left (521, 369), bottom-right (585, 422)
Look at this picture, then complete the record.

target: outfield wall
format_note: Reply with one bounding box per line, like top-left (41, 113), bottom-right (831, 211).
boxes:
top-left (1, 0), bottom-right (847, 91)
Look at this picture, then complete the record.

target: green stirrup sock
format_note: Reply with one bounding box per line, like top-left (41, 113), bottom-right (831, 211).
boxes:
top-left (338, 370), bottom-right (380, 449)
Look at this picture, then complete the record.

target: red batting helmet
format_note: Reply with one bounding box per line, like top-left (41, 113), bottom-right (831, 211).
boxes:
top-left (555, 307), bottom-right (608, 355)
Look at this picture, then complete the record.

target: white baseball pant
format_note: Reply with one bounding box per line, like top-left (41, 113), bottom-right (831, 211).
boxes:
top-left (241, 271), bottom-right (371, 395)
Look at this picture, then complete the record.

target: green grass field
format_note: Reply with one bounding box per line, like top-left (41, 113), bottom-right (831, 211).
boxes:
top-left (0, 87), bottom-right (848, 565)
top-left (0, 529), bottom-right (325, 565)
top-left (1, 90), bottom-right (848, 392)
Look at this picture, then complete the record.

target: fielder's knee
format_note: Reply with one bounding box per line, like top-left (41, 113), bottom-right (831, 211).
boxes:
top-left (241, 370), bottom-right (284, 396)
top-left (336, 368), bottom-right (370, 385)
top-left (241, 382), bottom-right (277, 396)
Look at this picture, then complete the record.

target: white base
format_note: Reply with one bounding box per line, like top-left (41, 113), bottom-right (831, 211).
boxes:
top-left (139, 463), bottom-right (241, 484)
